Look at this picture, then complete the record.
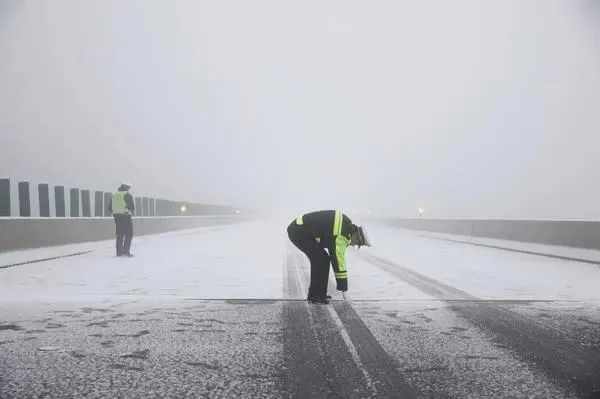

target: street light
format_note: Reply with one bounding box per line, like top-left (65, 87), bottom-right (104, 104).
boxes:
top-left (418, 208), bottom-right (425, 218)
top-left (180, 205), bottom-right (187, 216)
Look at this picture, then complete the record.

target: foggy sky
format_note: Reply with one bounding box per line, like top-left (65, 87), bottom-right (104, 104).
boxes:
top-left (1, 0), bottom-right (599, 218)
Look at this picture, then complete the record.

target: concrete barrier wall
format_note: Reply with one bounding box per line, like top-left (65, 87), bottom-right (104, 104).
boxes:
top-left (378, 218), bottom-right (600, 250)
top-left (385, 218), bottom-right (473, 236)
top-left (0, 216), bottom-right (255, 252)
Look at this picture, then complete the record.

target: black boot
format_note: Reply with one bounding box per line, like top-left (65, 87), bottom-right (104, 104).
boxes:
top-left (307, 294), bottom-right (332, 300)
top-left (307, 295), bottom-right (330, 304)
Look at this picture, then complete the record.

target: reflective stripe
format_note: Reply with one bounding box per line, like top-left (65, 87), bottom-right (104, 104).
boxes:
top-left (335, 235), bottom-right (349, 272)
top-left (315, 237), bottom-right (321, 243)
top-left (112, 191), bottom-right (130, 215)
top-left (296, 215), bottom-right (304, 225)
top-left (333, 210), bottom-right (343, 236)
top-left (335, 272), bottom-right (347, 279)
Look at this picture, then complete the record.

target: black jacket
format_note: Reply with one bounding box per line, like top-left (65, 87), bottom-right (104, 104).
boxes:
top-left (294, 210), bottom-right (355, 291)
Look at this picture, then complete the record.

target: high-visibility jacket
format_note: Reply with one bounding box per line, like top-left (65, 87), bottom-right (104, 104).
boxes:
top-left (111, 190), bottom-right (134, 215)
top-left (294, 210), bottom-right (353, 291)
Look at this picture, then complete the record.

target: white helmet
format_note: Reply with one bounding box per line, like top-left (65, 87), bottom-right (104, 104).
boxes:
top-left (357, 226), bottom-right (371, 248)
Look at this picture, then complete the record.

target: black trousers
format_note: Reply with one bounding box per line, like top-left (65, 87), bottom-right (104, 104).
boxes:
top-left (114, 214), bottom-right (133, 255)
top-left (287, 222), bottom-right (330, 298)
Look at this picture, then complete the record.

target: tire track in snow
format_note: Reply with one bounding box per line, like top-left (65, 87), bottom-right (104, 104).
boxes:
top-left (357, 252), bottom-right (600, 398)
top-left (282, 248), bottom-right (372, 397)
top-left (282, 246), bottom-right (416, 398)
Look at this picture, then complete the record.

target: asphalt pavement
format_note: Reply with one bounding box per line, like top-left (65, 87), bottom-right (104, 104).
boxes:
top-left (1, 222), bottom-right (599, 398)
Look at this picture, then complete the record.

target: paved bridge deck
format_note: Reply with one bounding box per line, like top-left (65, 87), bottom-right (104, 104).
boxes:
top-left (1, 221), bottom-right (599, 398)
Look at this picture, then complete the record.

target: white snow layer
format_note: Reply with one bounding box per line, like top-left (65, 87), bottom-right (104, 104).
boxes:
top-left (0, 220), bottom-right (598, 304)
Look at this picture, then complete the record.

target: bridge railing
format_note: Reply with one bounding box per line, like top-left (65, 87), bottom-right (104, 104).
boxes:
top-left (0, 177), bottom-right (257, 252)
top-left (0, 178), bottom-right (243, 218)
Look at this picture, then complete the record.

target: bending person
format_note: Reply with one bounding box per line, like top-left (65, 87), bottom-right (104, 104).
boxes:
top-left (287, 210), bottom-right (370, 304)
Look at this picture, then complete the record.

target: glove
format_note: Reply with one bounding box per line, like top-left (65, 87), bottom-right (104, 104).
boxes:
top-left (336, 279), bottom-right (348, 292)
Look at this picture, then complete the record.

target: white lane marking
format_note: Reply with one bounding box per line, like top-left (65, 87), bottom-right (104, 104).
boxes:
top-left (288, 253), bottom-right (377, 397)
top-left (326, 305), bottom-right (378, 396)
top-left (295, 255), bottom-right (377, 395)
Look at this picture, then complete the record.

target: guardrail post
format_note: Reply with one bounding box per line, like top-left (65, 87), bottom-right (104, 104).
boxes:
top-left (94, 191), bottom-right (103, 217)
top-left (142, 197), bottom-right (149, 216)
top-left (149, 198), bottom-right (155, 216)
top-left (55, 186), bottom-right (66, 217)
top-left (135, 197), bottom-right (142, 216)
top-left (81, 189), bottom-right (91, 217)
top-left (0, 178), bottom-right (10, 216)
top-left (104, 192), bottom-right (113, 217)
top-left (18, 181), bottom-right (31, 217)
top-left (70, 188), bottom-right (80, 217)
top-left (38, 183), bottom-right (50, 217)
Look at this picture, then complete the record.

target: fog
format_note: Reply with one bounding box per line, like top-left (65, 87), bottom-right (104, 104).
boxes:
top-left (1, 0), bottom-right (599, 218)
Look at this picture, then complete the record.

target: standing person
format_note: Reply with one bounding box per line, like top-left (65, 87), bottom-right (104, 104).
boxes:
top-left (287, 210), bottom-right (371, 304)
top-left (108, 182), bottom-right (135, 257)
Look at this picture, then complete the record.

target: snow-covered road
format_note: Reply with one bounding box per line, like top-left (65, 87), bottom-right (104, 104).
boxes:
top-left (1, 220), bottom-right (599, 398)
